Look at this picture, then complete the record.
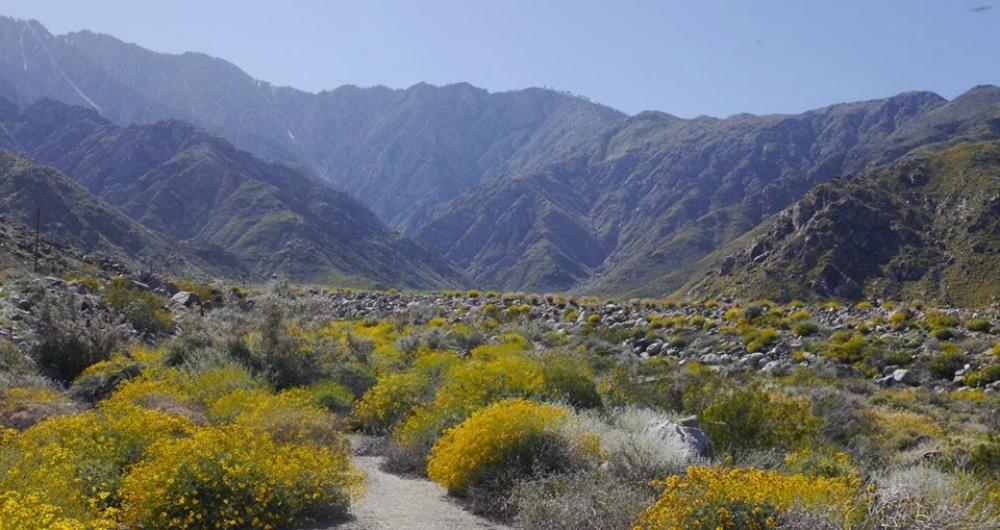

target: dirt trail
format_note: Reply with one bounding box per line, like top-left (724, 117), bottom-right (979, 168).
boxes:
top-left (327, 454), bottom-right (511, 530)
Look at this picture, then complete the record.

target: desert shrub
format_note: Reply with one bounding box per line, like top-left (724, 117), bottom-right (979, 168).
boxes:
top-left (69, 355), bottom-right (144, 403)
top-left (931, 327), bottom-right (956, 340)
top-left (823, 332), bottom-right (872, 364)
top-left (0, 338), bottom-right (30, 375)
top-left (249, 296), bottom-right (320, 388)
top-left (632, 467), bottom-right (858, 530)
top-left (231, 389), bottom-right (344, 447)
top-left (0, 403), bottom-right (195, 521)
top-left (540, 355), bottom-right (601, 409)
top-left (0, 385), bottom-right (77, 429)
top-left (30, 292), bottom-right (127, 382)
top-left (862, 466), bottom-right (1000, 529)
top-left (970, 436), bottom-right (1000, 476)
top-left (119, 424), bottom-right (363, 529)
top-left (965, 363), bottom-right (1000, 388)
top-left (427, 399), bottom-right (571, 497)
top-left (871, 409), bottom-right (941, 452)
top-left (741, 326), bottom-right (780, 352)
top-left (305, 380), bottom-right (354, 414)
top-left (783, 447), bottom-right (857, 478)
top-left (411, 352), bottom-right (544, 423)
top-left (967, 318), bottom-right (993, 332)
top-left (189, 363), bottom-right (263, 406)
top-left (889, 309), bottom-right (911, 329)
top-left (925, 311), bottom-right (961, 329)
top-left (793, 321), bottom-right (820, 337)
top-left (565, 407), bottom-right (693, 481)
top-left (511, 470), bottom-right (654, 530)
top-left (0, 490), bottom-right (115, 530)
top-left (927, 349), bottom-right (967, 379)
top-left (699, 388), bottom-right (819, 453)
top-left (102, 278), bottom-right (174, 335)
top-left (351, 371), bottom-right (431, 433)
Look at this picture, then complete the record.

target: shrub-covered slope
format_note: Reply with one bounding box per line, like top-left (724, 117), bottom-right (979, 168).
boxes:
top-left (417, 87), bottom-right (1000, 295)
top-left (0, 149), bottom-right (223, 275)
top-left (682, 140), bottom-right (1000, 306)
top-left (0, 97), bottom-right (465, 288)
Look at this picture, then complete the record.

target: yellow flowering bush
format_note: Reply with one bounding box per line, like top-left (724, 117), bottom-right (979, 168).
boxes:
top-left (427, 399), bottom-right (569, 495)
top-left (351, 371), bottom-right (430, 433)
top-left (0, 491), bottom-right (115, 530)
top-left (231, 389), bottom-right (344, 447)
top-left (393, 353), bottom-right (545, 455)
top-left (0, 404), bottom-right (195, 521)
top-left (0, 385), bottom-right (77, 429)
top-left (119, 424), bottom-right (363, 530)
top-left (190, 364), bottom-right (263, 406)
top-left (632, 467), bottom-right (860, 530)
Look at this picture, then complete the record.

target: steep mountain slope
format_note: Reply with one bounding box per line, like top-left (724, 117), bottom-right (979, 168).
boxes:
top-left (0, 17), bottom-right (626, 225)
top-left (682, 141), bottom-right (1000, 306)
top-left (0, 149), bottom-right (211, 273)
top-left (417, 87), bottom-right (1000, 294)
top-left (0, 97), bottom-right (465, 288)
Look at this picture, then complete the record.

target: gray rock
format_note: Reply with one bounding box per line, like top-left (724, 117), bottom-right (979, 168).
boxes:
top-left (891, 369), bottom-right (918, 386)
top-left (700, 353), bottom-right (721, 365)
top-left (170, 291), bottom-right (201, 308)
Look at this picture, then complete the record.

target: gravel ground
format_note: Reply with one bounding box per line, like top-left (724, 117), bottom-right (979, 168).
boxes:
top-left (324, 454), bottom-right (511, 530)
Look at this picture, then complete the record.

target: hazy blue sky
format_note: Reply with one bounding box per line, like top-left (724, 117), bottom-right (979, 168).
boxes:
top-left (2, 0), bottom-right (998, 117)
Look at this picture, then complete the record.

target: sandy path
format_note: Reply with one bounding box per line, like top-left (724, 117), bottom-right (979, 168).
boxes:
top-left (326, 454), bottom-right (511, 530)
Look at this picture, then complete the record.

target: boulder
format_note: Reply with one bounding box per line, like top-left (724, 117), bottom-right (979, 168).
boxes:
top-left (170, 291), bottom-right (201, 309)
top-left (647, 416), bottom-right (713, 458)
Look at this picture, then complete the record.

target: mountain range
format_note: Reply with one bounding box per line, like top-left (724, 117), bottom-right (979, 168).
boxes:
top-left (0, 95), bottom-right (464, 288)
top-left (0, 15), bottom-right (998, 304)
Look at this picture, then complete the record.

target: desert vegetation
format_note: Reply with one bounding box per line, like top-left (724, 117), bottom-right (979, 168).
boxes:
top-left (1, 273), bottom-right (999, 529)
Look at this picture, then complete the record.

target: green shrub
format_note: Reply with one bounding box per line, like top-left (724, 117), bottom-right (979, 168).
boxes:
top-left (970, 436), bottom-right (1000, 476)
top-left (30, 293), bottom-right (127, 382)
top-left (927, 349), bottom-right (966, 380)
top-left (793, 321), bottom-right (820, 337)
top-left (930, 327), bottom-right (956, 340)
top-left (306, 380), bottom-right (355, 414)
top-left (823, 332), bottom-right (875, 364)
top-left (965, 363), bottom-right (1000, 388)
top-left (699, 388), bottom-right (819, 453)
top-left (540, 356), bottom-right (602, 409)
top-left (740, 326), bottom-right (780, 353)
top-left (967, 319), bottom-right (993, 332)
top-left (925, 311), bottom-right (960, 329)
top-left (102, 278), bottom-right (174, 335)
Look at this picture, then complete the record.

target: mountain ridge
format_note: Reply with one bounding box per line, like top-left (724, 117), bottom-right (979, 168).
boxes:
top-left (0, 96), bottom-right (466, 289)
top-left (0, 16), bottom-right (627, 226)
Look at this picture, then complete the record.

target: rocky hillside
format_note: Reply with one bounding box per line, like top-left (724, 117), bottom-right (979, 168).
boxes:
top-left (682, 140), bottom-right (1000, 306)
top-left (0, 97), bottom-right (465, 288)
top-left (0, 17), bottom-right (626, 225)
top-left (417, 86), bottom-right (1000, 295)
top-left (0, 149), bottom-right (218, 275)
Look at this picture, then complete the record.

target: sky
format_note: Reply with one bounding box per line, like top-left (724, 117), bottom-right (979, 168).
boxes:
top-left (1, 0), bottom-right (998, 117)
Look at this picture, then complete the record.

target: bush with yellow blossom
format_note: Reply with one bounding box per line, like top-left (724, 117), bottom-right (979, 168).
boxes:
top-left (632, 466), bottom-right (860, 530)
top-left (119, 424), bottom-right (363, 529)
top-left (427, 399), bottom-right (571, 496)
